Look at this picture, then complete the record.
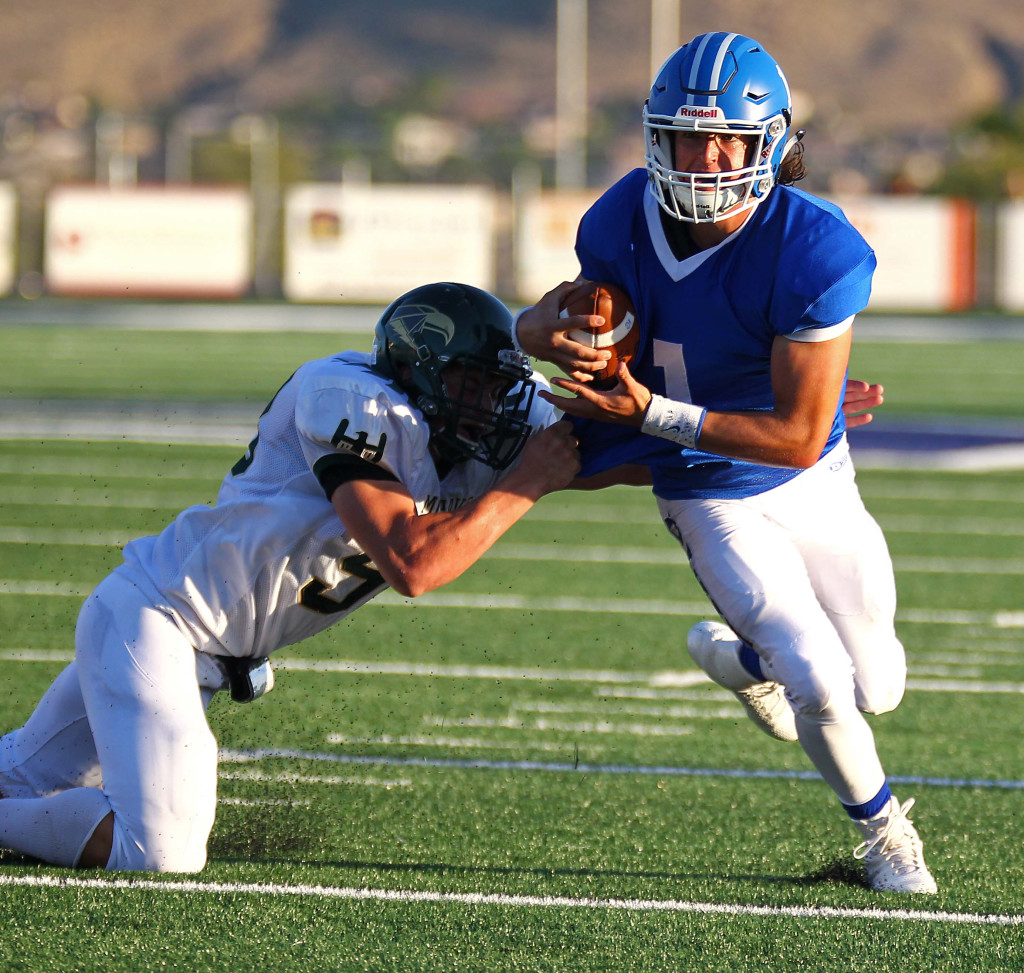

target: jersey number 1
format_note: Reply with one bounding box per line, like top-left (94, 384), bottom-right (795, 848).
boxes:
top-left (652, 338), bottom-right (693, 401)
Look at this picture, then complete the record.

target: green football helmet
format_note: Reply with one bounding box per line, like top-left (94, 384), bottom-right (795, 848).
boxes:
top-left (371, 282), bottom-right (536, 470)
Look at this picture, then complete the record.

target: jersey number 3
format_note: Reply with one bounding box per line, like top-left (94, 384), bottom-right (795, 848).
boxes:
top-left (299, 554), bottom-right (385, 615)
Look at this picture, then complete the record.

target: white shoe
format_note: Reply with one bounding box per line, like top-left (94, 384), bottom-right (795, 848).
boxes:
top-left (686, 620), bottom-right (798, 743)
top-left (853, 796), bottom-right (938, 894)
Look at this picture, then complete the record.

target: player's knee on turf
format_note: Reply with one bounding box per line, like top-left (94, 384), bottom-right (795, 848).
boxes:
top-left (107, 830), bottom-right (209, 873)
top-left (105, 811), bottom-right (212, 873)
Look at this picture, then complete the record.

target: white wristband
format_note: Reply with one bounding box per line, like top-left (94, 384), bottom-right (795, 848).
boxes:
top-left (641, 394), bottom-right (706, 448)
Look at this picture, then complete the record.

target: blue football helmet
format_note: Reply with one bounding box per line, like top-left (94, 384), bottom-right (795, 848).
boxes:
top-left (644, 32), bottom-right (798, 223)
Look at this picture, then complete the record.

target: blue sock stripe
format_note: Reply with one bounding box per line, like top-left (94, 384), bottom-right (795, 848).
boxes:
top-left (843, 781), bottom-right (892, 820)
top-left (738, 642), bottom-right (765, 682)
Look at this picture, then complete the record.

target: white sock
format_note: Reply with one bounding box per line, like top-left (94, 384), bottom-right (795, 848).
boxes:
top-left (0, 787), bottom-right (112, 867)
top-left (794, 712), bottom-right (886, 807)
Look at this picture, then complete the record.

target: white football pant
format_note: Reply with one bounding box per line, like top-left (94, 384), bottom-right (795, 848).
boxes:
top-left (0, 571), bottom-right (218, 871)
top-left (657, 439), bottom-right (906, 806)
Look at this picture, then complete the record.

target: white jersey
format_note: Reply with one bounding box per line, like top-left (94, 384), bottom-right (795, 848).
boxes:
top-left (118, 351), bottom-right (556, 659)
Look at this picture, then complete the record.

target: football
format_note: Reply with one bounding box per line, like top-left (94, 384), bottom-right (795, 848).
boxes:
top-left (558, 281), bottom-right (639, 390)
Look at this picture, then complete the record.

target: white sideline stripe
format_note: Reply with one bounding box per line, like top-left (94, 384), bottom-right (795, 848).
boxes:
top-left (218, 797), bottom-right (312, 807)
top-left (511, 700), bottom-right (738, 719)
top-left (0, 873), bottom-right (1018, 925)
top-left (894, 557), bottom-right (1024, 575)
top-left (912, 664), bottom-right (983, 677)
top-left (4, 529), bottom-right (1024, 577)
top-left (217, 747), bottom-right (1024, 792)
top-left (276, 658), bottom-right (711, 686)
top-left (0, 457), bottom-right (230, 479)
top-left (0, 487), bottom-right (210, 509)
top-left (0, 420), bottom-right (254, 446)
top-left (3, 485), bottom-right (1024, 537)
top-left (4, 580), bottom-right (1023, 628)
top-left (4, 649), bottom-right (1024, 693)
top-left (524, 506), bottom-right (1024, 537)
top-left (220, 769), bottom-right (411, 789)
top-left (3, 459), bottom-right (1022, 505)
top-left (424, 715), bottom-right (695, 737)
top-left (853, 444), bottom-right (1024, 472)
top-left (905, 678), bottom-right (1024, 693)
top-left (0, 527), bottom-right (139, 546)
top-left (860, 483), bottom-right (1024, 504)
top-left (374, 593), bottom-right (1024, 629)
top-left (325, 734), bottom-right (585, 753)
top-left (10, 455), bottom-right (1017, 504)
top-left (12, 455), bottom-right (1019, 504)
top-left (0, 648), bottom-right (706, 687)
top-left (913, 650), bottom-right (1024, 665)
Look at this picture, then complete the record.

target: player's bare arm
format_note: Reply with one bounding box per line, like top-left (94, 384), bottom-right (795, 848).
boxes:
top-left (331, 421), bottom-right (579, 597)
top-left (542, 331), bottom-right (853, 468)
top-left (516, 279), bottom-right (612, 382)
top-left (698, 331), bottom-right (853, 467)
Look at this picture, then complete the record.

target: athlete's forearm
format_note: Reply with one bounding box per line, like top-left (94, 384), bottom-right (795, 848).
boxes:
top-left (364, 486), bottom-right (539, 597)
top-left (694, 408), bottom-right (835, 469)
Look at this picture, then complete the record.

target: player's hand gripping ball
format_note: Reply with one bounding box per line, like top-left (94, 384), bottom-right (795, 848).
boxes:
top-left (558, 282), bottom-right (639, 390)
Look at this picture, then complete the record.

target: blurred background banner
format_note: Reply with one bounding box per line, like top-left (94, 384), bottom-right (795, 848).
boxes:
top-left (44, 186), bottom-right (253, 298)
top-left (997, 201), bottom-right (1024, 312)
top-left (834, 196), bottom-right (976, 312)
top-left (0, 181), bottom-right (15, 295)
top-left (14, 181), bottom-right (1024, 311)
top-left (513, 189), bottom-right (599, 303)
top-left (283, 183), bottom-right (497, 301)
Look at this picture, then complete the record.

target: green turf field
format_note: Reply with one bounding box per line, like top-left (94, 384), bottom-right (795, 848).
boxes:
top-left (1, 321), bottom-right (1023, 971)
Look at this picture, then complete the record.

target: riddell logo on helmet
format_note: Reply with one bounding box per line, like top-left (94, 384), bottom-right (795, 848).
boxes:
top-left (676, 106), bottom-right (725, 119)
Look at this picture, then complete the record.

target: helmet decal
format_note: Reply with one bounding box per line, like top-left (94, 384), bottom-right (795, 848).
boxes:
top-left (389, 304), bottom-right (456, 353)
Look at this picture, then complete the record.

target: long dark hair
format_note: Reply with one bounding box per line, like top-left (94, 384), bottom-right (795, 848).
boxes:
top-left (777, 137), bottom-right (806, 185)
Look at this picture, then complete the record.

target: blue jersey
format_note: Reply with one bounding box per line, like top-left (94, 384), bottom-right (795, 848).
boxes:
top-left (571, 169), bottom-right (876, 499)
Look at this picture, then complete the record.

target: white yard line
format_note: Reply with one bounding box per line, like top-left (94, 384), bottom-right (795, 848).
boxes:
top-left (324, 733), bottom-right (584, 753)
top-left (5, 529), bottom-right (1024, 580)
top-left (5, 457), bottom-right (1024, 504)
top-left (2, 648), bottom-right (1023, 692)
top-left (215, 747), bottom-right (1024, 793)
top-left (0, 872), bottom-right (1019, 925)
top-left (219, 769), bottom-right (411, 789)
top-left (2, 488), bottom-right (1024, 536)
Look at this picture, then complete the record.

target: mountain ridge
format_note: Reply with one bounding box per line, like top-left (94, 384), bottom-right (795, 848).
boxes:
top-left (1, 1), bottom-right (1022, 191)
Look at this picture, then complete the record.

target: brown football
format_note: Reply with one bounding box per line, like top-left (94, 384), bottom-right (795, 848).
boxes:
top-left (558, 281), bottom-right (640, 390)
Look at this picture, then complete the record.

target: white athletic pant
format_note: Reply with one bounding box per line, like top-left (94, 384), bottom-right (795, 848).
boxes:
top-left (657, 440), bottom-right (906, 806)
top-left (0, 571), bottom-right (219, 871)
